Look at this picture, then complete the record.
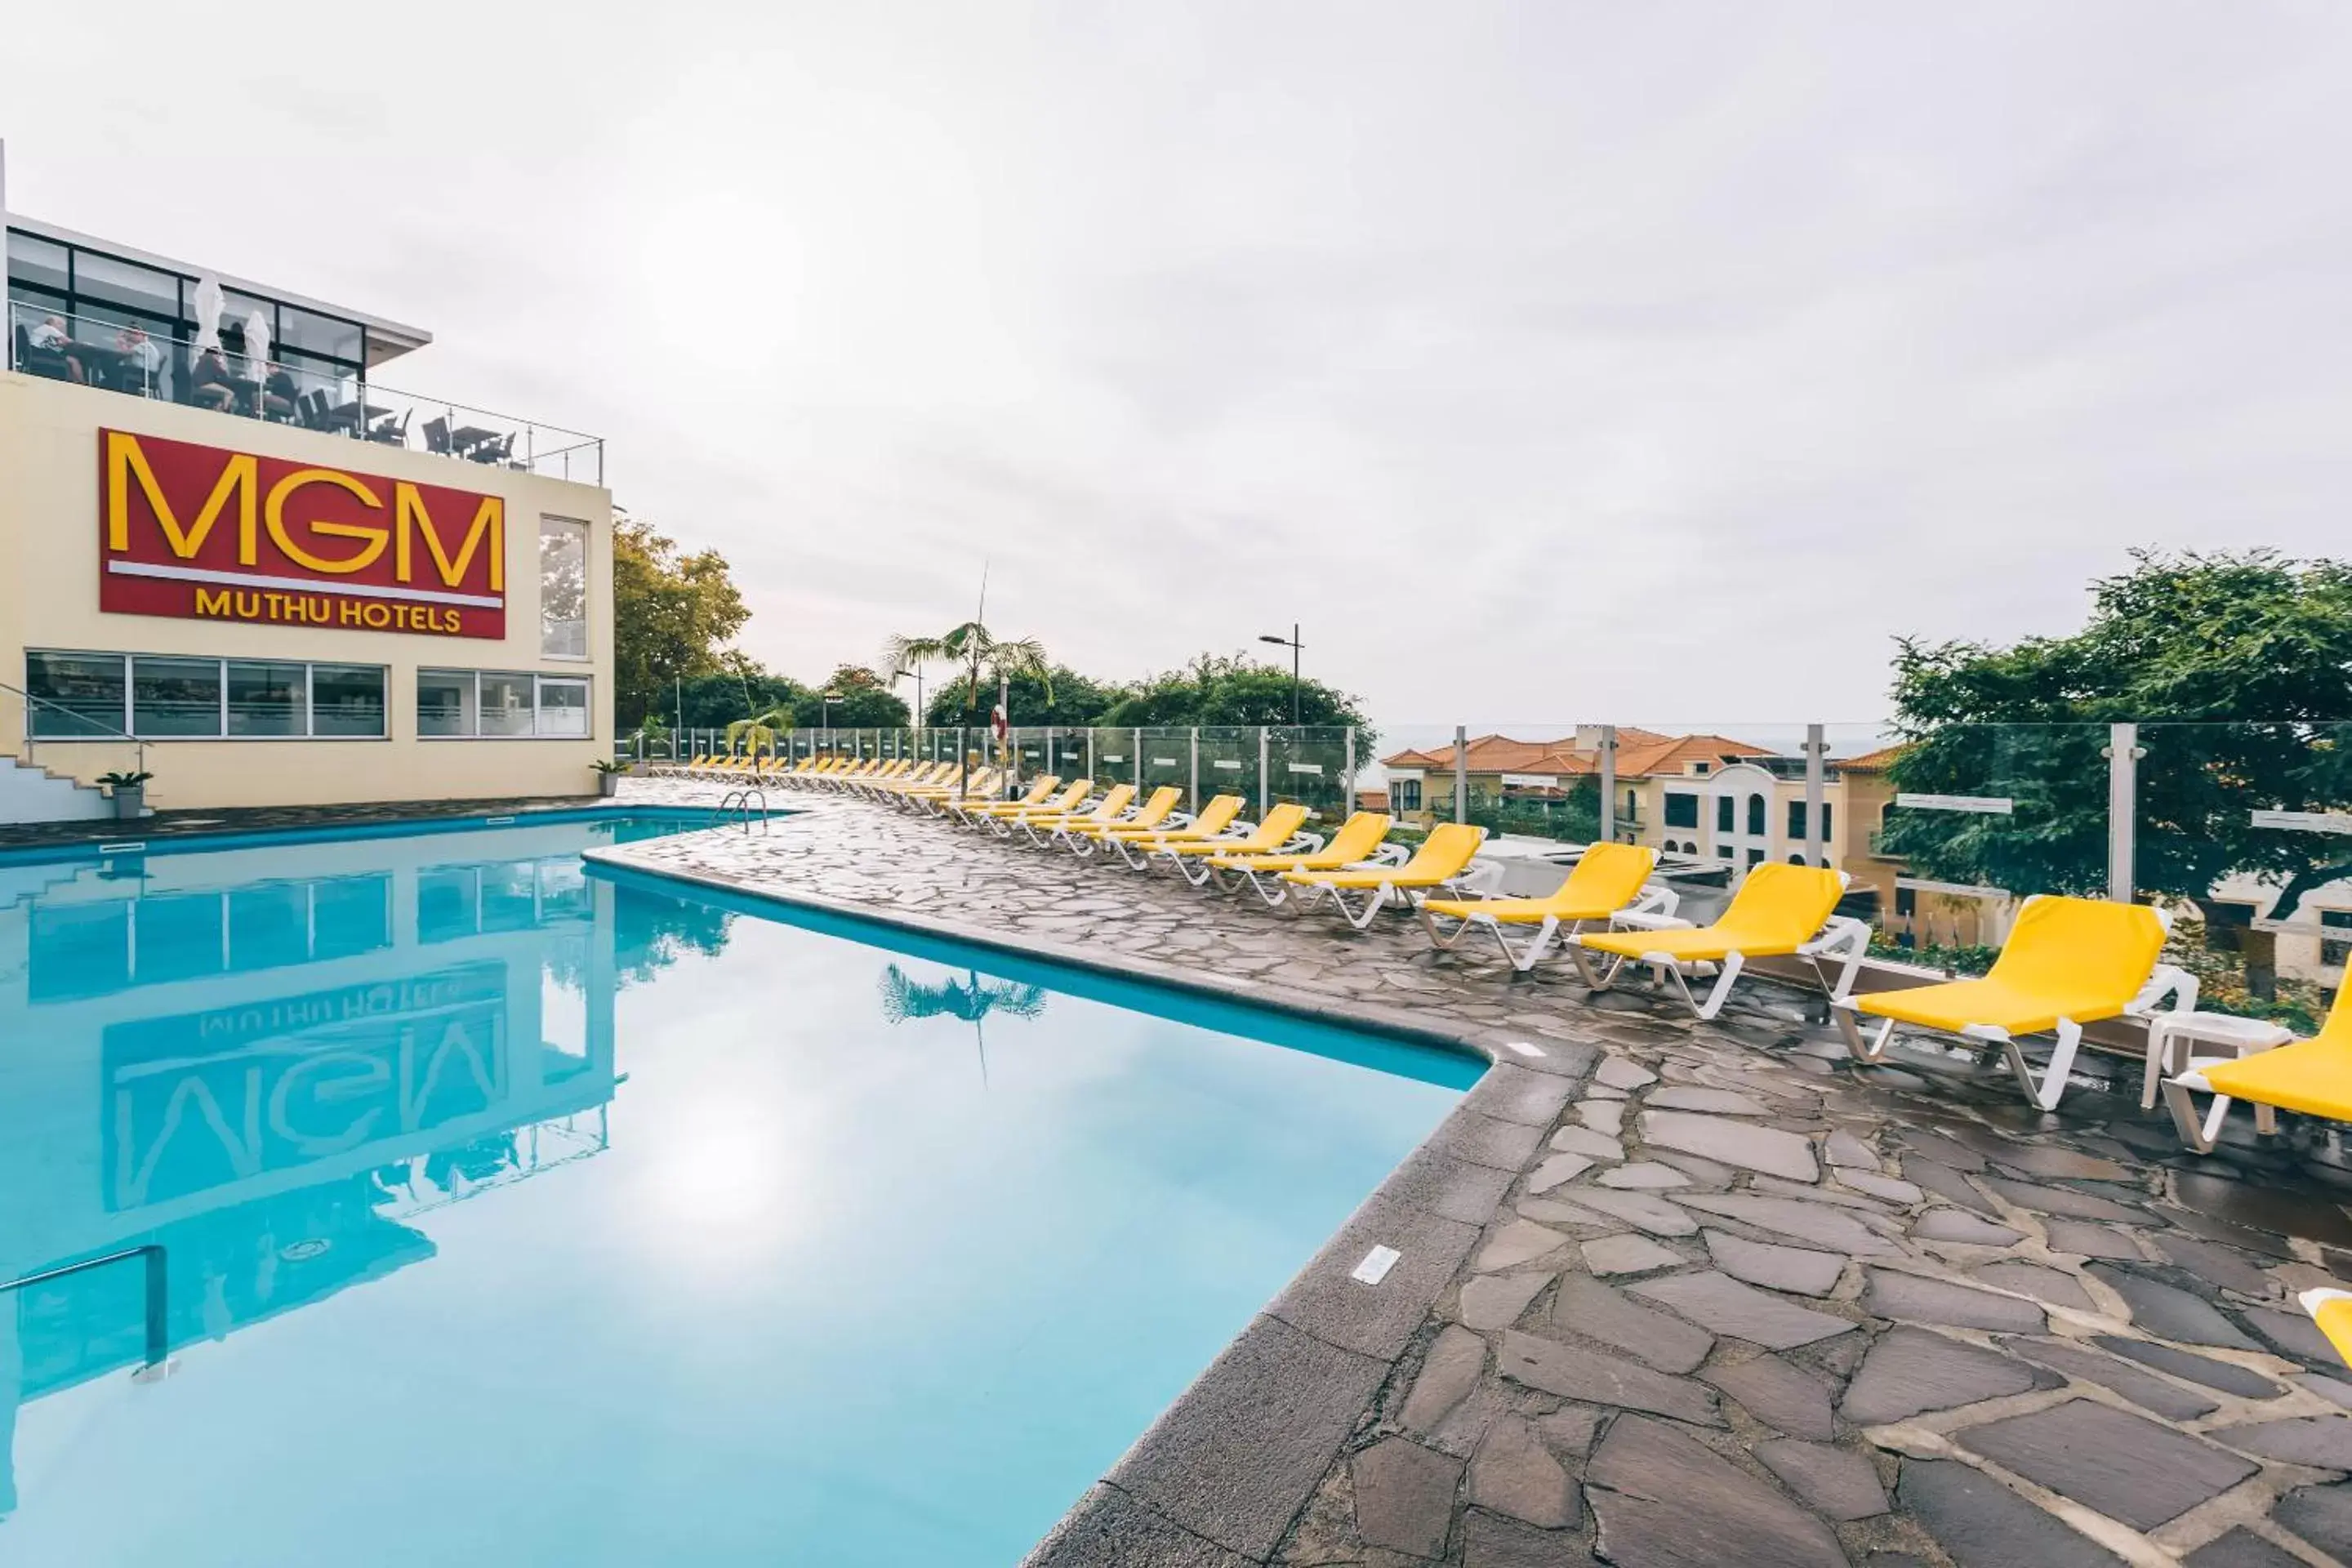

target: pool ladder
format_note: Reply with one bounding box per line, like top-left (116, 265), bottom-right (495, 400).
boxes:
top-left (719, 788), bottom-right (770, 832)
top-left (1, 1245), bottom-right (174, 1383)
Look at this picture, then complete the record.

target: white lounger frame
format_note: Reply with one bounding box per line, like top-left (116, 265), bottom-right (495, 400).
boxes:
top-left (1209, 841), bottom-right (1410, 906)
top-left (1421, 881), bottom-right (1681, 972)
top-left (1290, 858), bottom-right (1504, 930)
top-left (1564, 869), bottom-right (1873, 1022)
top-left (1828, 901), bottom-right (2196, 1111)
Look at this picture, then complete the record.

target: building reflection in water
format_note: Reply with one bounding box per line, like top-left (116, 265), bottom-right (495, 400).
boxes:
top-left (0, 830), bottom-right (731, 1517)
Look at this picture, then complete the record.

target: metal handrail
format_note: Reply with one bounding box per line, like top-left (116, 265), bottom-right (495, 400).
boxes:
top-left (0, 672), bottom-right (148, 775)
top-left (718, 788), bottom-right (769, 832)
top-left (1, 1244), bottom-right (172, 1379)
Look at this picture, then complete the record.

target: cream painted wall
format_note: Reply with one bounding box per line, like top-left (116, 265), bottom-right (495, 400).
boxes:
top-left (0, 371), bottom-right (613, 810)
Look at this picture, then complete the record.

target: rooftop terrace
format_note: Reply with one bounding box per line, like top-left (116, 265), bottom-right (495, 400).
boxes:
top-left (590, 777), bottom-right (2352, 1566)
top-left (2, 194), bottom-right (602, 483)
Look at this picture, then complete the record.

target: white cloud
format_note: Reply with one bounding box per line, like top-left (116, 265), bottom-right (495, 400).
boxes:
top-left (10, 0), bottom-right (2350, 729)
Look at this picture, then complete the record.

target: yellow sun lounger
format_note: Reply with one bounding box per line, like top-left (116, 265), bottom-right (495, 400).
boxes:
top-left (1420, 842), bottom-right (1673, 971)
top-left (974, 780), bottom-right (1091, 831)
top-left (1013, 783), bottom-right (1135, 844)
top-left (1105, 796), bottom-right (1248, 867)
top-left (1834, 894), bottom-right (2191, 1110)
top-left (1283, 822), bottom-right (1490, 930)
top-left (1569, 861), bottom-right (1868, 1022)
top-left (1205, 812), bottom-right (1399, 904)
top-left (951, 775), bottom-right (1059, 824)
top-left (2163, 1000), bottom-right (2350, 1152)
top-left (2301, 1287), bottom-right (2352, 1366)
top-left (1058, 786), bottom-right (1183, 854)
top-left (1147, 804), bottom-right (1312, 880)
top-left (904, 768), bottom-right (1004, 812)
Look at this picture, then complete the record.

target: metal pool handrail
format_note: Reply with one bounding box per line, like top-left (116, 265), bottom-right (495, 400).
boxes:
top-left (0, 673), bottom-right (149, 775)
top-left (719, 788), bottom-right (769, 832)
top-left (0, 1244), bottom-right (172, 1380)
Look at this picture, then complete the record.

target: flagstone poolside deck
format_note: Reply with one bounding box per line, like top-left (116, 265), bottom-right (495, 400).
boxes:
top-left (597, 780), bottom-right (2352, 1567)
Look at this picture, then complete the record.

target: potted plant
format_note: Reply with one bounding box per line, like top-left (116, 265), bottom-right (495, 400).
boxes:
top-left (98, 769), bottom-right (154, 820)
top-left (591, 759), bottom-right (630, 798)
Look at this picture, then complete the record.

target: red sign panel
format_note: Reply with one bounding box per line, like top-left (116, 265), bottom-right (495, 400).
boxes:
top-left (98, 428), bottom-right (506, 639)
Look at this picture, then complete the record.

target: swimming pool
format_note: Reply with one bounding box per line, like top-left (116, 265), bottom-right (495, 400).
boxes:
top-left (0, 817), bottom-right (1480, 1564)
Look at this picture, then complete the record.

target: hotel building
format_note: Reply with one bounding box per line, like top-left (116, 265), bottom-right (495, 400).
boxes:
top-left (0, 146), bottom-right (612, 823)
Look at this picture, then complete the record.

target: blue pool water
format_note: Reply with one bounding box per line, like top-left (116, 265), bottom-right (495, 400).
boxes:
top-left (0, 817), bottom-right (1479, 1565)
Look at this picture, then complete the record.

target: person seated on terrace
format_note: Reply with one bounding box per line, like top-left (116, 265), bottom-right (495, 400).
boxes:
top-left (114, 325), bottom-right (163, 391)
top-left (29, 315), bottom-right (86, 381)
top-left (262, 366), bottom-right (299, 421)
top-left (189, 345), bottom-right (238, 412)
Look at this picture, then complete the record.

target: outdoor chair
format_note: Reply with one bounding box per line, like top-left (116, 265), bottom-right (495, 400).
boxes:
top-left (1206, 811), bottom-right (1400, 906)
top-left (1285, 822), bottom-right (1493, 929)
top-left (951, 776), bottom-right (1063, 826)
top-left (1568, 861), bottom-right (1869, 1021)
top-left (984, 781), bottom-right (1094, 835)
top-left (1836, 893), bottom-right (2194, 1109)
top-left (1058, 786), bottom-right (1182, 853)
top-left (2301, 1288), bottom-right (2352, 1366)
top-left (1147, 804), bottom-right (1312, 881)
top-left (2163, 999), bottom-right (2350, 1153)
top-left (1015, 783), bottom-right (1134, 845)
top-left (1104, 795), bottom-right (1248, 867)
top-left (1419, 841), bottom-right (1675, 971)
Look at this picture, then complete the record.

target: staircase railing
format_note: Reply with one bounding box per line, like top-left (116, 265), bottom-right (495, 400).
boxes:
top-left (0, 674), bottom-right (148, 778)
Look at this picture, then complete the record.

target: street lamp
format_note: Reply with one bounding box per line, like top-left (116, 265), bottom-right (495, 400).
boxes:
top-left (1258, 624), bottom-right (1303, 726)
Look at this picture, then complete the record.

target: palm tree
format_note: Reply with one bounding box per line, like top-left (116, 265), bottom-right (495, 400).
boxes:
top-left (881, 617), bottom-right (1051, 787)
top-left (876, 962), bottom-right (1048, 1085)
top-left (725, 705), bottom-right (791, 758)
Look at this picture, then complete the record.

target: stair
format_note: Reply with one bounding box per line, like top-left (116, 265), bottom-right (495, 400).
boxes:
top-left (0, 756), bottom-right (114, 825)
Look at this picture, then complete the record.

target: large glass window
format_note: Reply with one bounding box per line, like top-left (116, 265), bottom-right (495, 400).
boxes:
top-left (1663, 791), bottom-right (1699, 830)
top-left (277, 305), bottom-right (364, 364)
top-left (227, 661), bottom-right (307, 736)
top-left (6, 230), bottom-right (70, 296)
top-left (132, 656), bottom-right (222, 737)
top-left (419, 670), bottom-right (596, 739)
top-left (73, 252), bottom-right (180, 321)
top-left (479, 674), bottom-right (536, 737)
top-left (418, 670), bottom-right (477, 737)
top-left (310, 664), bottom-right (388, 737)
top-left (26, 651), bottom-right (128, 737)
top-left (537, 679), bottom-right (590, 737)
top-left (1715, 795), bottom-right (1734, 833)
top-left (540, 518), bottom-right (589, 659)
top-left (31, 652), bottom-right (382, 739)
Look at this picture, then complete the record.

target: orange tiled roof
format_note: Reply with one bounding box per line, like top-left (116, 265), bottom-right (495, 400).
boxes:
top-left (1379, 733), bottom-right (1596, 773)
top-left (1614, 733), bottom-right (1775, 777)
top-left (1837, 744), bottom-right (1908, 772)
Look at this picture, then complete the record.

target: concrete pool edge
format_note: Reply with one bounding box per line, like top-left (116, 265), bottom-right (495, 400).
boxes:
top-left (581, 835), bottom-right (1600, 1566)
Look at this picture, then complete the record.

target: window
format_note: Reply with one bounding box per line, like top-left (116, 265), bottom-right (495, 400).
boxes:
top-left (1664, 791), bottom-right (1699, 829)
top-left (73, 252), bottom-right (181, 321)
top-left (1390, 778), bottom-right (1423, 812)
top-left (1716, 795), bottom-right (1735, 832)
top-left (421, 670), bottom-right (596, 739)
top-left (1789, 800), bottom-right (1834, 840)
top-left (540, 518), bottom-right (589, 658)
top-left (28, 650), bottom-right (131, 737)
top-left (7, 230), bottom-right (71, 296)
top-left (1747, 794), bottom-right (1766, 835)
top-left (25, 652), bottom-right (382, 739)
top-left (1690, 760), bottom-right (1711, 775)
top-left (2323, 910), bottom-right (2351, 969)
top-left (227, 661), bottom-right (306, 736)
top-left (312, 664), bottom-right (389, 737)
top-left (132, 656), bottom-right (221, 737)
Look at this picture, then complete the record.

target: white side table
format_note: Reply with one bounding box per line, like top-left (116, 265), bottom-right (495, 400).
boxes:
top-left (2143, 1010), bottom-right (2296, 1127)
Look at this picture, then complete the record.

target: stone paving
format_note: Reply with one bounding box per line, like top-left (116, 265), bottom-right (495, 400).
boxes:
top-left (596, 780), bottom-right (2352, 1567)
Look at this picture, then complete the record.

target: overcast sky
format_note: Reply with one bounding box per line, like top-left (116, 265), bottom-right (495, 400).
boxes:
top-left (8, 2), bottom-right (2350, 731)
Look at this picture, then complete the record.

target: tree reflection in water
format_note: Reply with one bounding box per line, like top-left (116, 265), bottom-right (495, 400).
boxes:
top-left (875, 964), bottom-right (1048, 1085)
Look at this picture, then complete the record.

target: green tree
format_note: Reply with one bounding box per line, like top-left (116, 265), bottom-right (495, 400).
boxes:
top-left (612, 512), bottom-right (751, 727)
top-left (1883, 549), bottom-right (2352, 939)
top-left (882, 621), bottom-right (1053, 728)
top-left (922, 663), bottom-right (1125, 728)
top-left (1096, 652), bottom-right (1374, 736)
top-left (817, 665), bottom-right (911, 729)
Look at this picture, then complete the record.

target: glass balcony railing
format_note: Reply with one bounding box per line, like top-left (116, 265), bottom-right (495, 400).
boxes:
top-left (6, 300), bottom-right (603, 484)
